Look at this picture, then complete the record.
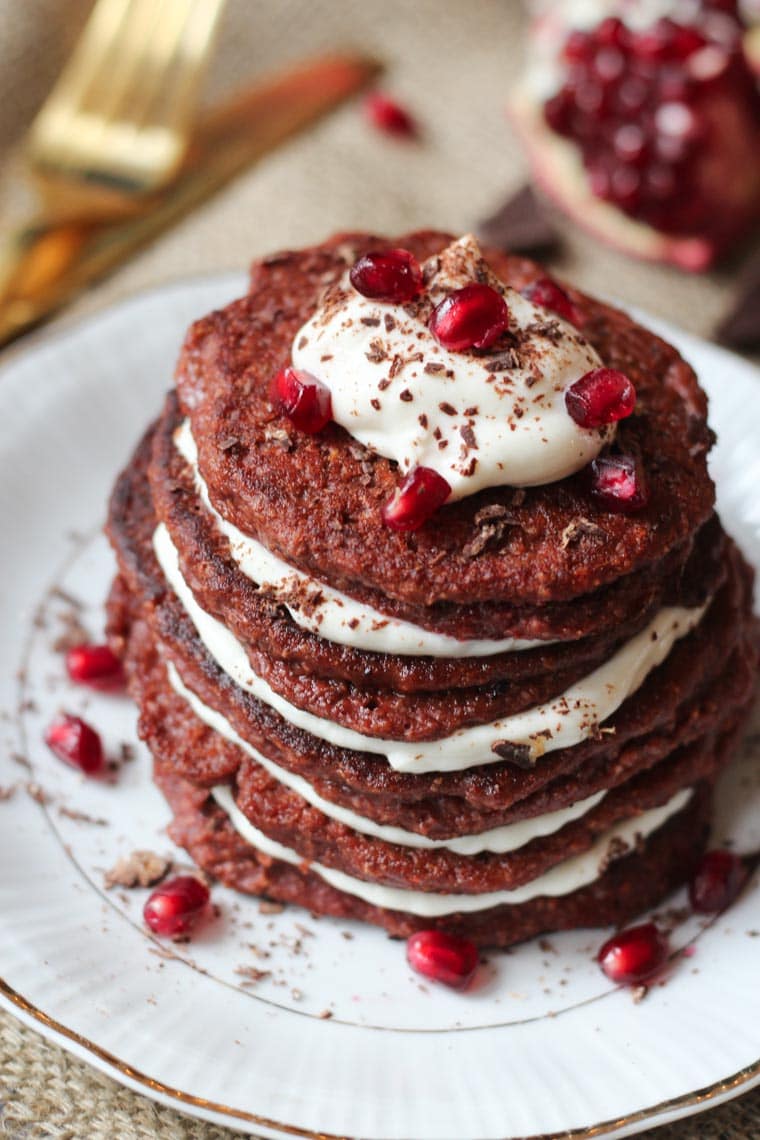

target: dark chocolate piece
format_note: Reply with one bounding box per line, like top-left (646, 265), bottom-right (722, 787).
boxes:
top-left (477, 184), bottom-right (559, 256)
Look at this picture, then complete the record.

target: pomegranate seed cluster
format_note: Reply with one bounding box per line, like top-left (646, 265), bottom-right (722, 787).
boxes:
top-left (543, 9), bottom-right (760, 237)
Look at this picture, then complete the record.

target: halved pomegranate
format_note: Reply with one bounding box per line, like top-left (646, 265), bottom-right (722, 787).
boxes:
top-left (511, 3), bottom-right (760, 269)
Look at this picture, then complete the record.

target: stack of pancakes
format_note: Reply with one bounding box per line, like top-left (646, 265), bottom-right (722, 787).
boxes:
top-left (107, 231), bottom-right (758, 947)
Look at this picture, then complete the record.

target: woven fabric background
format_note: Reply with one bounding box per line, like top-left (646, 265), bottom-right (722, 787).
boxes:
top-left (1, 1), bottom-right (758, 1137)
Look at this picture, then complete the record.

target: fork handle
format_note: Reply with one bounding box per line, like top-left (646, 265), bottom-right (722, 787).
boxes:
top-left (0, 217), bottom-right (97, 345)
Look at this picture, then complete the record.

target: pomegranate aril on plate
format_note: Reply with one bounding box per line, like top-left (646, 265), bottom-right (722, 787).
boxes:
top-left (407, 929), bottom-right (479, 990)
top-left (65, 643), bottom-right (124, 690)
top-left (522, 277), bottom-right (584, 326)
top-left (272, 366), bottom-right (332, 434)
top-left (597, 921), bottom-right (669, 985)
top-left (364, 91), bottom-right (417, 138)
top-left (566, 368), bottom-right (636, 428)
top-left (590, 453), bottom-right (649, 513)
top-left (689, 849), bottom-right (748, 913)
top-left (45, 713), bottom-right (104, 776)
top-left (382, 466), bottom-right (451, 532)
top-left (143, 875), bottom-right (210, 938)
top-left (349, 248), bottom-right (423, 303)
top-left (429, 283), bottom-right (509, 351)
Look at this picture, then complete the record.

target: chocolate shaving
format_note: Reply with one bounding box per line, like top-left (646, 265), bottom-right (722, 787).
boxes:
top-left (439, 401), bottom-right (457, 416)
top-left (424, 362), bottom-right (445, 374)
top-left (263, 426), bottom-right (294, 452)
top-left (360, 316), bottom-right (381, 327)
top-left (384, 313), bottom-right (396, 333)
top-left (491, 741), bottom-right (535, 768)
top-left (399, 389), bottom-right (413, 402)
top-left (486, 349), bottom-right (522, 371)
top-left (105, 850), bottom-right (171, 889)
top-left (560, 517), bottom-right (606, 548)
top-left (598, 836), bottom-right (631, 875)
top-left (218, 435), bottom-right (240, 452)
top-left (477, 184), bottom-right (559, 255)
top-left (365, 338), bottom-right (387, 364)
top-left (59, 806), bottom-right (108, 826)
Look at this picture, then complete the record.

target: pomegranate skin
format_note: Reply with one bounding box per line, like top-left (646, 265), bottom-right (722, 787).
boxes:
top-left (143, 875), bottom-right (210, 937)
top-left (429, 284), bottom-right (510, 351)
top-left (65, 643), bottom-right (125, 690)
top-left (44, 714), bottom-right (105, 776)
top-left (597, 922), bottom-right (670, 985)
top-left (407, 929), bottom-right (479, 989)
top-left (382, 466), bottom-right (451, 532)
top-left (689, 849), bottom-right (748, 913)
top-left (349, 248), bottom-right (423, 302)
top-left (271, 367), bottom-right (332, 435)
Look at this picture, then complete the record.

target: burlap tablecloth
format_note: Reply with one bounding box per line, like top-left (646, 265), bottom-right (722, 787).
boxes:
top-left (1, 2), bottom-right (758, 1136)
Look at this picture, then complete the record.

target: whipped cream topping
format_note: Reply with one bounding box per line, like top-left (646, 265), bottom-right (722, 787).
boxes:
top-left (153, 524), bottom-right (708, 774)
top-left (213, 783), bottom-right (693, 916)
top-left (168, 660), bottom-right (606, 855)
top-left (175, 420), bottom-right (549, 657)
top-left (292, 235), bottom-right (611, 499)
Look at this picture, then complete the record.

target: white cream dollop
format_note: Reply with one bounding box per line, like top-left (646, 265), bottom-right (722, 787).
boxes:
top-left (291, 235), bottom-right (611, 500)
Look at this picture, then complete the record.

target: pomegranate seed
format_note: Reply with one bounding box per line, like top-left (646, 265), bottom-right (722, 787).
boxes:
top-left (143, 875), bottom-right (210, 938)
top-left (598, 922), bottom-right (669, 985)
top-left (689, 849), bottom-right (748, 913)
top-left (522, 277), bottom-right (584, 326)
top-left (565, 368), bottom-right (636, 428)
top-left (65, 643), bottom-right (124, 690)
top-left (272, 366), bottom-right (332, 434)
top-left (364, 92), bottom-right (417, 138)
top-left (429, 284), bottom-right (509, 351)
top-left (590, 453), bottom-right (649, 513)
top-left (349, 248), bottom-right (423, 303)
top-left (45, 714), bottom-right (104, 776)
top-left (382, 466), bottom-right (451, 532)
top-left (406, 929), bottom-right (479, 990)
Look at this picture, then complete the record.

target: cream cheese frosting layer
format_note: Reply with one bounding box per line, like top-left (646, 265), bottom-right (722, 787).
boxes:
top-left (153, 524), bottom-right (708, 775)
top-left (292, 235), bottom-right (612, 499)
top-left (212, 783), bottom-right (693, 917)
top-left (174, 419), bottom-right (550, 658)
top-left (167, 660), bottom-right (607, 855)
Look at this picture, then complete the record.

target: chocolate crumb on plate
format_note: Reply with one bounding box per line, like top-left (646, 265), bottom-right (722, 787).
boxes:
top-left (105, 850), bottom-right (171, 889)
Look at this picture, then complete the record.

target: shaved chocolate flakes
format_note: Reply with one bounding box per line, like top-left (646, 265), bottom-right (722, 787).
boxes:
top-left (491, 741), bottom-right (535, 768)
top-left (399, 389), bottom-right (413, 402)
top-left (439, 402), bottom-right (457, 416)
top-left (561, 517), bottom-right (606, 548)
top-left (424, 362), bottom-right (445, 374)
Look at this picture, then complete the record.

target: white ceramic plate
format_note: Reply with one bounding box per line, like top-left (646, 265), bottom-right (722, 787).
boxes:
top-left (2, 276), bottom-right (760, 1140)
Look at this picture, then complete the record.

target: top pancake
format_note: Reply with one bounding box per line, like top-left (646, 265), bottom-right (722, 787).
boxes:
top-left (176, 230), bottom-right (715, 609)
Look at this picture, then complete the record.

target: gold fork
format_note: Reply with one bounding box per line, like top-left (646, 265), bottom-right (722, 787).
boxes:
top-left (26, 0), bottom-right (226, 218)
